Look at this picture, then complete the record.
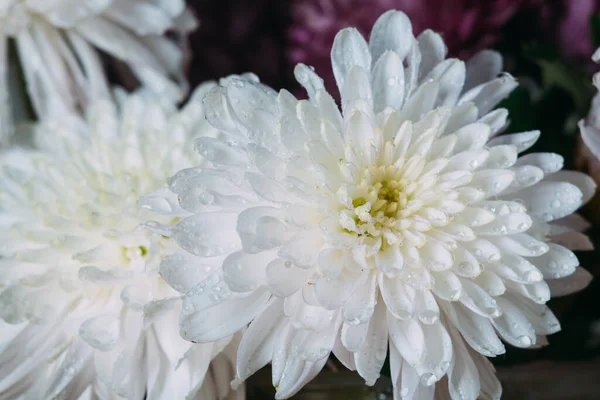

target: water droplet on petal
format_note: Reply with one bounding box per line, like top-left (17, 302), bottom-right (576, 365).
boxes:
top-left (420, 373), bottom-right (437, 386)
top-left (517, 335), bottom-right (533, 347)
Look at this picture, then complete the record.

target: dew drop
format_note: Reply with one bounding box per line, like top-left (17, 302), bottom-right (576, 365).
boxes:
top-left (542, 213), bottom-right (553, 222)
top-left (517, 335), bottom-right (533, 347)
top-left (420, 373), bottom-right (437, 386)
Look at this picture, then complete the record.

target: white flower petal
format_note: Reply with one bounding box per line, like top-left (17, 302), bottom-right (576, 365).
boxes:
top-left (503, 293), bottom-right (560, 335)
top-left (425, 59), bottom-right (466, 107)
top-left (388, 313), bottom-right (426, 366)
top-left (491, 297), bottom-right (536, 348)
top-left (515, 152), bottom-right (564, 173)
top-left (483, 145), bottom-right (517, 169)
top-left (194, 137), bottom-right (251, 168)
top-left (446, 149), bottom-right (489, 172)
top-left (342, 272), bottom-right (377, 325)
top-left (415, 290), bottom-right (440, 325)
top-left (527, 243), bottom-right (578, 280)
top-left (317, 248), bottom-right (345, 279)
top-left (421, 239), bottom-right (454, 271)
top-left (417, 29), bottom-right (447, 79)
top-left (478, 108), bottom-right (508, 138)
top-left (341, 321), bottom-right (369, 352)
top-left (237, 207), bottom-right (284, 254)
top-left (515, 181), bottom-right (583, 222)
top-left (505, 280), bottom-right (550, 304)
top-left (369, 10), bottom-right (413, 64)
top-left (470, 169), bottom-right (514, 197)
top-left (487, 130), bottom-right (540, 153)
top-left (294, 63), bottom-right (325, 100)
top-left (473, 270), bottom-right (506, 297)
top-left (580, 120), bottom-right (600, 160)
top-left (314, 273), bottom-right (357, 310)
top-left (475, 211), bottom-right (532, 236)
top-left (332, 335), bottom-right (357, 371)
top-left (468, 347), bottom-right (502, 400)
top-left (505, 165), bottom-right (544, 192)
top-left (414, 322), bottom-right (452, 383)
top-left (174, 212), bottom-right (241, 257)
top-left (464, 50), bottom-right (503, 92)
top-left (379, 274), bottom-right (415, 319)
top-left (459, 74), bottom-right (517, 116)
top-left (447, 324), bottom-right (481, 400)
top-left (354, 300), bottom-right (388, 386)
top-left (278, 230), bottom-right (324, 268)
top-left (453, 247), bottom-right (482, 278)
top-left (399, 80), bottom-right (439, 123)
top-left (223, 250), bottom-right (275, 293)
top-left (331, 28), bottom-right (372, 94)
top-left (375, 244), bottom-right (404, 275)
top-left (372, 50), bottom-right (405, 113)
top-left (546, 170), bottom-right (596, 205)
top-left (431, 270), bottom-right (463, 301)
top-left (266, 259), bottom-right (310, 297)
top-left (180, 289), bottom-right (271, 343)
top-left (342, 67), bottom-right (373, 114)
top-left (442, 303), bottom-right (505, 357)
top-left (203, 85), bottom-right (243, 138)
top-left (490, 253), bottom-right (543, 284)
top-left (458, 279), bottom-right (502, 318)
top-left (79, 315), bottom-right (120, 351)
top-left (159, 252), bottom-right (218, 293)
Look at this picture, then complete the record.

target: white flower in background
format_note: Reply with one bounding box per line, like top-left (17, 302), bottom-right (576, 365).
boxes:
top-left (0, 0), bottom-right (197, 143)
top-left (580, 47), bottom-right (600, 161)
top-left (151, 10), bottom-right (597, 400)
top-left (0, 85), bottom-right (244, 400)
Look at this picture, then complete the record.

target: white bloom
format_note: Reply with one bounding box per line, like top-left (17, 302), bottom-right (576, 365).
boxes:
top-left (155, 11), bottom-right (595, 400)
top-left (0, 85), bottom-right (244, 400)
top-left (0, 0), bottom-right (197, 143)
top-left (580, 47), bottom-right (600, 161)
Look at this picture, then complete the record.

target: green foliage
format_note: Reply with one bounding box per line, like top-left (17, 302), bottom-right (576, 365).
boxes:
top-left (497, 40), bottom-right (596, 167)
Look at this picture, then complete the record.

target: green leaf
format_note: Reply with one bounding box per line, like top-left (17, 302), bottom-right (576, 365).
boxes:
top-left (537, 59), bottom-right (595, 115)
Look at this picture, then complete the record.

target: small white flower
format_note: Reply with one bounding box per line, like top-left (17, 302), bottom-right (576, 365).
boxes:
top-left (580, 47), bottom-right (600, 161)
top-left (0, 85), bottom-right (243, 399)
top-left (156, 11), bottom-right (595, 400)
top-left (0, 0), bottom-right (197, 143)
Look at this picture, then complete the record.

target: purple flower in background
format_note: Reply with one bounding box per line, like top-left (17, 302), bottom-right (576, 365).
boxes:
top-left (558, 0), bottom-right (597, 66)
top-left (289, 0), bottom-right (541, 96)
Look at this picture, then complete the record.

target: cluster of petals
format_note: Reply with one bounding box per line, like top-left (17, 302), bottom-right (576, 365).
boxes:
top-left (580, 47), bottom-right (600, 163)
top-left (0, 85), bottom-right (242, 399)
top-left (150, 10), bottom-right (596, 400)
top-left (288, 0), bottom-right (543, 99)
top-left (0, 0), bottom-right (196, 142)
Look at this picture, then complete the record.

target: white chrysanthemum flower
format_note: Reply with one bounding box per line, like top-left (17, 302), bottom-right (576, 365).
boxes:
top-left (154, 11), bottom-right (595, 400)
top-left (0, 0), bottom-right (196, 143)
top-left (0, 85), bottom-right (244, 400)
top-left (580, 47), bottom-right (600, 160)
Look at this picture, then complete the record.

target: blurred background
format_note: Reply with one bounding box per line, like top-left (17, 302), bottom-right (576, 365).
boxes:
top-left (159, 0), bottom-right (600, 398)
